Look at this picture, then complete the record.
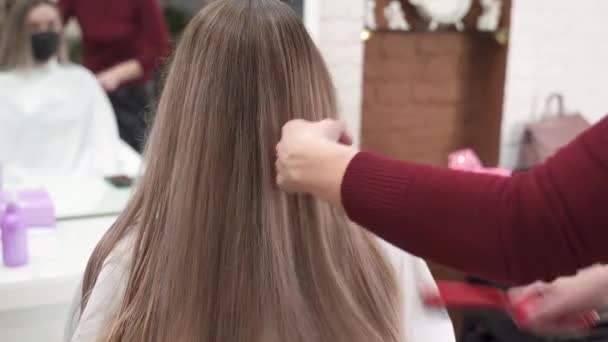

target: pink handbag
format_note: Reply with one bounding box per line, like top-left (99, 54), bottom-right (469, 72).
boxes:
top-left (517, 94), bottom-right (590, 169)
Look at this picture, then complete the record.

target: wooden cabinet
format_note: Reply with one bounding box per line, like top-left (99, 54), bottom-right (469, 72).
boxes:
top-left (362, 0), bottom-right (511, 166)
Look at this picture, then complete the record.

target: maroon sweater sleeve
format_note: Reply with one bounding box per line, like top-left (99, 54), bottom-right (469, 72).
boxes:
top-left (342, 116), bottom-right (608, 285)
top-left (134, 0), bottom-right (171, 72)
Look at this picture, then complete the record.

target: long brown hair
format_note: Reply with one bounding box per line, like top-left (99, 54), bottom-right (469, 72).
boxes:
top-left (81, 1), bottom-right (401, 341)
top-left (0, 0), bottom-right (67, 70)
top-left (0, 0), bottom-right (14, 30)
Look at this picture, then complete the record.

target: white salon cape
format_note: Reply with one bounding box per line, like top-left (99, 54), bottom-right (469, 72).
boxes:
top-left (66, 237), bottom-right (456, 342)
top-left (0, 59), bottom-right (140, 185)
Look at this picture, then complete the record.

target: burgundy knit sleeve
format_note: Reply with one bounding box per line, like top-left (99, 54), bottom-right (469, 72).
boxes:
top-left (134, 0), bottom-right (171, 73)
top-left (342, 116), bottom-right (608, 285)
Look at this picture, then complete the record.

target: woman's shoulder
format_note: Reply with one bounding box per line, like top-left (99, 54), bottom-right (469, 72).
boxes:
top-left (89, 234), bottom-right (135, 303)
top-left (57, 63), bottom-right (108, 100)
top-left (59, 63), bottom-right (97, 81)
top-left (69, 233), bottom-right (135, 341)
top-left (0, 69), bottom-right (22, 83)
top-left (105, 233), bottom-right (136, 268)
top-left (374, 237), bottom-right (457, 342)
top-left (375, 237), bottom-right (424, 273)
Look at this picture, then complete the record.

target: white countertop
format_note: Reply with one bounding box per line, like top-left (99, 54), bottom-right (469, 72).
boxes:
top-left (0, 216), bottom-right (117, 312)
top-left (0, 177), bottom-right (133, 312)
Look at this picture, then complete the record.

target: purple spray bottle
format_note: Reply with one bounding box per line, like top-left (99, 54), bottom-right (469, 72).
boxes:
top-left (2, 203), bottom-right (29, 267)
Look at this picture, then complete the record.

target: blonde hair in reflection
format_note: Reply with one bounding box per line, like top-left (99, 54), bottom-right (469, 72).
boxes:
top-left (80, 1), bottom-right (401, 341)
top-left (0, 0), bottom-right (67, 70)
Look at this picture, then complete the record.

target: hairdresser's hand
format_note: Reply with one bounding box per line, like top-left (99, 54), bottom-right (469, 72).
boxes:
top-left (97, 69), bottom-right (122, 92)
top-left (276, 119), bottom-right (357, 208)
top-left (509, 265), bottom-right (607, 336)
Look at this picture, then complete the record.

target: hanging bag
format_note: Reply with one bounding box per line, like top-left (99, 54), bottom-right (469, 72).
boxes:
top-left (517, 94), bottom-right (590, 169)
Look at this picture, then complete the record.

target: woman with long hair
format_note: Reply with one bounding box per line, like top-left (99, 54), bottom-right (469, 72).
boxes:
top-left (0, 0), bottom-right (16, 31)
top-left (67, 1), bottom-right (454, 341)
top-left (0, 0), bottom-right (68, 69)
top-left (0, 0), bottom-right (138, 183)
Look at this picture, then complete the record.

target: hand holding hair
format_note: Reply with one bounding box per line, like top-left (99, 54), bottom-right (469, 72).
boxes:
top-left (275, 119), bottom-right (356, 207)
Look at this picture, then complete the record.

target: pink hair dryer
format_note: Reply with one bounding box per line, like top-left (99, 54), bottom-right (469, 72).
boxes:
top-left (448, 149), bottom-right (512, 177)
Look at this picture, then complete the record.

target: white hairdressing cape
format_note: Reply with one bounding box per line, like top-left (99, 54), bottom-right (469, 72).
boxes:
top-left (0, 59), bottom-right (140, 184)
top-left (65, 236), bottom-right (456, 342)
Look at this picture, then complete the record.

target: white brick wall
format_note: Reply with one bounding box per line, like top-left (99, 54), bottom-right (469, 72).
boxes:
top-left (307, 0), bottom-right (364, 146)
top-left (501, 0), bottom-right (608, 167)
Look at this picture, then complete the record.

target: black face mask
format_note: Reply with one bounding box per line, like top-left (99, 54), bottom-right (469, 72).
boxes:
top-left (31, 31), bottom-right (59, 62)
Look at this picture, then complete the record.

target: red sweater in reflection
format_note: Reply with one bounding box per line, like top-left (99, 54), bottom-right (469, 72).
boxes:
top-left (59, 0), bottom-right (170, 85)
top-left (342, 116), bottom-right (608, 285)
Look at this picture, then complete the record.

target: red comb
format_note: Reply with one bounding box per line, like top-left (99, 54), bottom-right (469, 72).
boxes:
top-left (422, 281), bottom-right (599, 328)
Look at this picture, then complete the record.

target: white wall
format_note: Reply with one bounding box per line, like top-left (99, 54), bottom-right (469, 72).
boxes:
top-left (501, 0), bottom-right (608, 167)
top-left (306, 0), bottom-right (364, 146)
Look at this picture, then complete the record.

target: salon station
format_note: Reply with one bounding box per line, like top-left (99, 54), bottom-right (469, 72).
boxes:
top-left (1, 0), bottom-right (608, 342)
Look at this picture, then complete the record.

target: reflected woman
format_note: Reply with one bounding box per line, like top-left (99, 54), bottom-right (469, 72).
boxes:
top-left (0, 0), bottom-right (139, 183)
